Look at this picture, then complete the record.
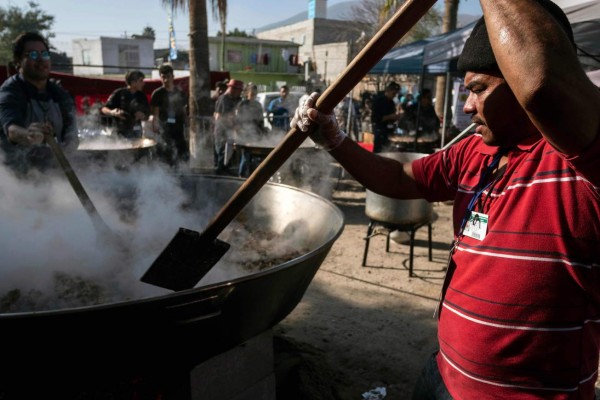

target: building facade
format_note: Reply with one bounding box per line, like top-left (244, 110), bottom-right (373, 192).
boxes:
top-left (72, 37), bottom-right (154, 76)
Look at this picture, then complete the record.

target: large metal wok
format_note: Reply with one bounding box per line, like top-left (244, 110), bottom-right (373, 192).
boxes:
top-left (234, 134), bottom-right (337, 198)
top-left (75, 132), bottom-right (157, 167)
top-left (0, 175), bottom-right (344, 390)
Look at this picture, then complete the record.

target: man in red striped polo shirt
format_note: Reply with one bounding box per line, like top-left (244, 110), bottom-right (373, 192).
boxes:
top-left (292, 0), bottom-right (600, 398)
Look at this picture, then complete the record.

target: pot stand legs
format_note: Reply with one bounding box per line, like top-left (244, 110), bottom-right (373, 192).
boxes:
top-left (362, 219), bottom-right (433, 276)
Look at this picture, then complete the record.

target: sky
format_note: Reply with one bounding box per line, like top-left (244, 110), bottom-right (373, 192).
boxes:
top-left (5, 0), bottom-right (483, 56)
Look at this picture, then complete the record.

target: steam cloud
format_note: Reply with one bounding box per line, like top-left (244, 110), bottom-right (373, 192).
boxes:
top-left (0, 126), bottom-right (339, 313)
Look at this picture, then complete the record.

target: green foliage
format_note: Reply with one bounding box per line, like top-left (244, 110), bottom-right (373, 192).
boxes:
top-left (227, 28), bottom-right (255, 38)
top-left (215, 28), bottom-right (254, 38)
top-left (132, 25), bottom-right (156, 40)
top-left (0, 1), bottom-right (55, 65)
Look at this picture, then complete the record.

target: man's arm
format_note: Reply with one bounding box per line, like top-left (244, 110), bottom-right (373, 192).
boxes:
top-left (294, 93), bottom-right (423, 199)
top-left (101, 89), bottom-right (126, 119)
top-left (0, 84), bottom-right (45, 145)
top-left (481, 0), bottom-right (600, 155)
top-left (329, 139), bottom-right (422, 199)
top-left (267, 98), bottom-right (280, 113)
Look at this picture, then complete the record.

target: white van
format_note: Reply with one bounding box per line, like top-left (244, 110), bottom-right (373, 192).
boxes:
top-left (256, 91), bottom-right (305, 131)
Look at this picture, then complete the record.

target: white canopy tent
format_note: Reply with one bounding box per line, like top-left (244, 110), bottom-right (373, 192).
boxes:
top-left (554, 0), bottom-right (600, 23)
top-left (422, 1), bottom-right (600, 72)
top-left (552, 0), bottom-right (600, 71)
top-left (420, 0), bottom-right (600, 145)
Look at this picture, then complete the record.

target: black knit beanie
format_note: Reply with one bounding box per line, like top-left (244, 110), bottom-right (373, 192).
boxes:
top-left (457, 0), bottom-right (575, 73)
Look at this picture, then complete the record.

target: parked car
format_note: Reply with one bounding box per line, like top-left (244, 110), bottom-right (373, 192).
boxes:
top-left (256, 91), bottom-right (305, 132)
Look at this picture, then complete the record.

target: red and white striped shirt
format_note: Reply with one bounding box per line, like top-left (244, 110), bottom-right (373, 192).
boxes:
top-left (413, 133), bottom-right (600, 399)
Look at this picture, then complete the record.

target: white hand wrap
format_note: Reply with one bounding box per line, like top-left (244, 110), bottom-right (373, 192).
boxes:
top-left (291, 92), bottom-right (347, 151)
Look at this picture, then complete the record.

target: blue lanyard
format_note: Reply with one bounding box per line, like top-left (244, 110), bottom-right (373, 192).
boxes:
top-left (435, 149), bottom-right (509, 319)
top-left (457, 149), bottom-right (508, 236)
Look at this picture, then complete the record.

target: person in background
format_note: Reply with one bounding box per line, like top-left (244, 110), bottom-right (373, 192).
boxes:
top-left (334, 95), bottom-right (361, 141)
top-left (292, 0), bottom-right (600, 398)
top-left (213, 78), bottom-right (243, 174)
top-left (370, 81), bottom-right (401, 153)
top-left (101, 70), bottom-right (150, 139)
top-left (150, 64), bottom-right (189, 168)
top-left (267, 85), bottom-right (293, 132)
top-left (235, 83), bottom-right (265, 178)
top-left (211, 80), bottom-right (228, 110)
top-left (0, 32), bottom-right (78, 176)
top-left (399, 93), bottom-right (414, 114)
top-left (402, 88), bottom-right (440, 136)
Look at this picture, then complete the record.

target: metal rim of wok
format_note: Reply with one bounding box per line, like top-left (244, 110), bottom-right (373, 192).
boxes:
top-left (77, 136), bottom-right (158, 151)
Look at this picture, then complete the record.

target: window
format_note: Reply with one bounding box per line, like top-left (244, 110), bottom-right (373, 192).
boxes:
top-left (81, 50), bottom-right (91, 65)
top-left (226, 49), bottom-right (242, 63)
top-left (118, 44), bottom-right (140, 70)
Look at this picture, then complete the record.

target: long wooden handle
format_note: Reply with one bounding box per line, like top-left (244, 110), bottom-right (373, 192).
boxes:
top-left (46, 136), bottom-right (112, 235)
top-left (201, 0), bottom-right (437, 241)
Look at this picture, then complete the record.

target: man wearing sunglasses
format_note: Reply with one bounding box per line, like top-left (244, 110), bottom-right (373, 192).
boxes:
top-left (0, 32), bottom-right (78, 176)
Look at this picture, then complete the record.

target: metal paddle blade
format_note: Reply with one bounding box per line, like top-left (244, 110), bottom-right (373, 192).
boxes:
top-left (140, 227), bottom-right (230, 291)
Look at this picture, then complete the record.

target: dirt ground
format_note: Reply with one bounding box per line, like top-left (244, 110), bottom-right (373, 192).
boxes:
top-left (273, 173), bottom-right (452, 399)
top-left (272, 171), bottom-right (600, 400)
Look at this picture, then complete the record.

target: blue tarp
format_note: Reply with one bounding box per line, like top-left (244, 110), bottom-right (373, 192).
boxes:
top-left (368, 21), bottom-right (477, 75)
top-left (369, 39), bottom-right (432, 75)
top-left (371, 16), bottom-right (598, 75)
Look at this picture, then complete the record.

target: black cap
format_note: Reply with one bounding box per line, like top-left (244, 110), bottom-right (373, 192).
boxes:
top-left (458, 0), bottom-right (575, 73)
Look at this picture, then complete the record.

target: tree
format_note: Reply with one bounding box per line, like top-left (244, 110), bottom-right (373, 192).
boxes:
top-left (161, 0), bottom-right (225, 168)
top-left (210, 0), bottom-right (227, 71)
top-left (132, 26), bottom-right (156, 40)
top-left (434, 0), bottom-right (460, 123)
top-left (0, 1), bottom-right (55, 65)
top-left (352, 0), bottom-right (441, 46)
top-left (221, 28), bottom-right (254, 38)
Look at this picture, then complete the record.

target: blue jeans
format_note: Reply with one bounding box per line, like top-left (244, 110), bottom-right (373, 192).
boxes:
top-left (411, 352), bottom-right (453, 400)
top-left (238, 149), bottom-right (251, 177)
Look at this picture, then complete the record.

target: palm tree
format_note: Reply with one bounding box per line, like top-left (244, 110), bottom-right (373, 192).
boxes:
top-left (210, 0), bottom-right (227, 71)
top-left (434, 0), bottom-right (459, 124)
top-left (161, 0), bottom-right (215, 168)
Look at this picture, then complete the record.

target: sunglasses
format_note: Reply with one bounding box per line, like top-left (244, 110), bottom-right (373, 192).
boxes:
top-left (24, 50), bottom-right (50, 61)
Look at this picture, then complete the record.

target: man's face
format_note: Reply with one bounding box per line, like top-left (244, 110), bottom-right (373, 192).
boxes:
top-left (280, 88), bottom-right (288, 99)
top-left (463, 71), bottom-right (537, 147)
top-left (160, 72), bottom-right (174, 86)
top-left (229, 86), bottom-right (243, 98)
top-left (385, 88), bottom-right (399, 100)
top-left (20, 40), bottom-right (51, 81)
top-left (131, 77), bottom-right (145, 91)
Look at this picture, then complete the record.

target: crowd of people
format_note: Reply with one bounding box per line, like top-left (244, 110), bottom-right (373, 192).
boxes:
top-left (0, 32), bottom-right (257, 175)
top-left (0, 30), bottom-right (441, 177)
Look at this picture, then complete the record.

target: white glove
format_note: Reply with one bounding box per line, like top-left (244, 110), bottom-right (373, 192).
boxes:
top-left (291, 92), bottom-right (347, 151)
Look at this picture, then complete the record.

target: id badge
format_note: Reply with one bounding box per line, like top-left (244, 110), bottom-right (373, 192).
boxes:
top-left (167, 117), bottom-right (176, 124)
top-left (462, 211), bottom-right (489, 241)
